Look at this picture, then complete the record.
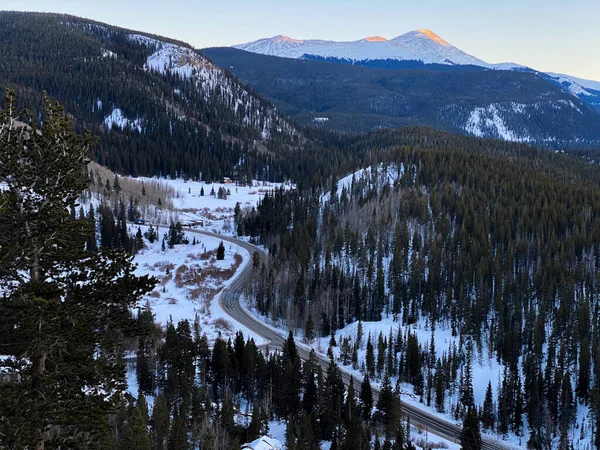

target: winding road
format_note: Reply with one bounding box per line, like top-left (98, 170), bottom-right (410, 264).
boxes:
top-left (193, 229), bottom-right (513, 450)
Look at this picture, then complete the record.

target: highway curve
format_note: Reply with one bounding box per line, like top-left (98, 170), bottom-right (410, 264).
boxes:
top-left (191, 229), bottom-right (513, 450)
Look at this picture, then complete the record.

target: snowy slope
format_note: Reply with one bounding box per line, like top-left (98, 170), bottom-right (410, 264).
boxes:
top-left (234, 29), bottom-right (488, 66)
top-left (127, 33), bottom-right (298, 140)
top-left (546, 72), bottom-right (600, 92)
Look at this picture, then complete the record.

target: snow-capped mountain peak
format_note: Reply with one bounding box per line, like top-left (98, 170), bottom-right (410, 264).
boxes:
top-left (232, 30), bottom-right (600, 110)
top-left (414, 29), bottom-right (451, 46)
top-left (233, 30), bottom-right (487, 66)
top-left (363, 36), bottom-right (388, 42)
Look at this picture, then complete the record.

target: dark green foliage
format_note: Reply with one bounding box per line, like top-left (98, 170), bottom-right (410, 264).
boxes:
top-left (167, 409), bottom-right (189, 450)
top-left (144, 225), bottom-right (158, 243)
top-left (151, 394), bottom-right (170, 450)
top-left (375, 374), bottom-right (401, 439)
top-left (119, 403), bottom-right (151, 450)
top-left (460, 406), bottom-right (482, 450)
top-left (0, 92), bottom-right (155, 448)
top-left (481, 382), bottom-right (495, 431)
top-left (216, 240), bottom-right (226, 260)
top-left (0, 11), bottom-right (351, 184)
top-left (168, 221), bottom-right (187, 247)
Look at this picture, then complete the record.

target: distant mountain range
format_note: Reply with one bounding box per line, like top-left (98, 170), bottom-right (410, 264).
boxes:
top-left (196, 31), bottom-right (600, 147)
top-left (233, 30), bottom-right (600, 115)
top-left (234, 30), bottom-right (494, 67)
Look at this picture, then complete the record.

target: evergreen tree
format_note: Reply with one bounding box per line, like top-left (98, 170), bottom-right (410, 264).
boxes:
top-left (151, 394), bottom-right (170, 450)
top-left (0, 91), bottom-right (155, 448)
top-left (366, 334), bottom-right (375, 377)
top-left (113, 174), bottom-right (122, 194)
top-left (460, 406), bottom-right (482, 450)
top-left (280, 331), bottom-right (303, 418)
top-left (376, 374), bottom-right (401, 438)
top-left (322, 357), bottom-right (345, 438)
top-left (481, 381), bottom-right (495, 431)
top-left (359, 374), bottom-right (373, 422)
top-left (434, 359), bottom-right (446, 413)
top-left (217, 241), bottom-right (225, 260)
top-left (120, 403), bottom-right (151, 450)
top-left (305, 313), bottom-right (315, 343)
top-left (168, 409), bottom-right (189, 450)
top-left (86, 204), bottom-right (98, 252)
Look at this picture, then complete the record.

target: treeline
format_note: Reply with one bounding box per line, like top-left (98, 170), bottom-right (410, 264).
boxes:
top-left (238, 130), bottom-right (600, 448)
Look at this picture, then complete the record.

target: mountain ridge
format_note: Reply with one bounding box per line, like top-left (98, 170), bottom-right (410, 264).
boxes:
top-left (234, 29), bottom-right (489, 66)
top-left (232, 30), bottom-right (600, 111)
top-left (203, 46), bottom-right (600, 146)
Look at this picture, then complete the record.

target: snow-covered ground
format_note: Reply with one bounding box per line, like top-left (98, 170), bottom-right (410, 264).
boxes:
top-left (135, 177), bottom-right (294, 234)
top-left (242, 298), bottom-right (463, 450)
top-left (132, 225), bottom-right (264, 344)
top-left (103, 108), bottom-right (142, 133)
top-left (126, 225), bottom-right (264, 405)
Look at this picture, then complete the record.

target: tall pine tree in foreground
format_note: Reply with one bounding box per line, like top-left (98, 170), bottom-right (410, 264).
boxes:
top-left (0, 91), bottom-right (155, 448)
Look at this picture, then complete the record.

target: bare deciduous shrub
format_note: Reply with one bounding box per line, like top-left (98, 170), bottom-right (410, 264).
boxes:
top-left (189, 250), bottom-right (216, 261)
top-left (153, 261), bottom-right (175, 272)
top-left (414, 439), bottom-right (447, 450)
top-left (167, 297), bottom-right (177, 305)
top-left (214, 317), bottom-right (232, 331)
top-left (161, 274), bottom-right (172, 285)
top-left (86, 162), bottom-right (175, 210)
top-left (233, 253), bottom-right (243, 268)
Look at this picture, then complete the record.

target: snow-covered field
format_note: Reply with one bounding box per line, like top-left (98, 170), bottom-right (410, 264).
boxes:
top-left (131, 225), bottom-right (264, 344)
top-left (135, 177), bottom-right (294, 234)
top-left (126, 225), bottom-right (263, 406)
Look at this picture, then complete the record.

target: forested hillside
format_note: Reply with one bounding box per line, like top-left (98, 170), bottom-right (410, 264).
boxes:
top-left (0, 12), bottom-right (316, 182)
top-left (239, 128), bottom-right (600, 448)
top-left (203, 47), bottom-right (600, 147)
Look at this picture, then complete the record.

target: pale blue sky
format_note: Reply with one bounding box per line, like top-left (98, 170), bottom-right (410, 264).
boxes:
top-left (3, 0), bottom-right (599, 81)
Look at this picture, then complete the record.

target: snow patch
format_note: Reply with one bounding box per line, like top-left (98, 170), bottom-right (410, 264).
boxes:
top-left (103, 108), bottom-right (142, 133)
top-left (241, 436), bottom-right (283, 450)
top-left (101, 49), bottom-right (116, 59)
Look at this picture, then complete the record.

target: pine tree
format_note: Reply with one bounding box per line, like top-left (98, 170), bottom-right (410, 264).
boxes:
top-left (461, 344), bottom-right (475, 411)
top-left (359, 374), bottom-right (373, 421)
top-left (86, 204), bottom-right (98, 252)
top-left (0, 91), bottom-right (155, 448)
top-left (460, 406), bottom-right (482, 450)
top-left (305, 313), bottom-right (315, 343)
top-left (217, 241), bottom-right (225, 260)
top-left (366, 334), bottom-right (375, 377)
top-left (434, 359), bottom-right (446, 413)
top-left (481, 381), bottom-right (495, 431)
top-left (120, 403), bottom-right (151, 450)
top-left (113, 174), bottom-right (122, 194)
top-left (151, 394), bottom-right (170, 450)
top-left (322, 357), bottom-right (345, 438)
top-left (168, 409), bottom-right (189, 450)
top-left (280, 331), bottom-right (302, 417)
top-left (376, 374), bottom-right (401, 438)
